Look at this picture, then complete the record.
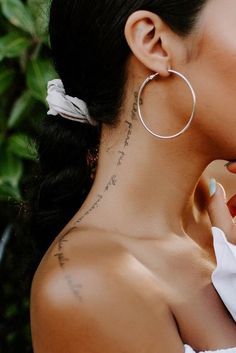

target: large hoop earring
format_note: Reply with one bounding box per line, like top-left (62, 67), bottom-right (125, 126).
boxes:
top-left (137, 69), bottom-right (196, 139)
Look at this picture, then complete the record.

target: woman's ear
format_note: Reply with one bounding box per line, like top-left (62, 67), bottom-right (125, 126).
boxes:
top-left (124, 11), bottom-right (172, 77)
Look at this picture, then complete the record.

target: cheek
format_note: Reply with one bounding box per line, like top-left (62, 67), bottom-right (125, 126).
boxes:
top-left (190, 29), bottom-right (236, 154)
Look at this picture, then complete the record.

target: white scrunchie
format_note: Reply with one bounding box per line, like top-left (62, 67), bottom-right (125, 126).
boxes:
top-left (46, 79), bottom-right (97, 126)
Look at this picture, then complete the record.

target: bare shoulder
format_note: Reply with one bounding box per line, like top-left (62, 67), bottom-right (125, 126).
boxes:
top-left (31, 227), bottom-right (184, 353)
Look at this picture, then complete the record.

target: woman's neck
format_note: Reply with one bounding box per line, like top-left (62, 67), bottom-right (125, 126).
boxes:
top-left (78, 103), bottom-right (213, 244)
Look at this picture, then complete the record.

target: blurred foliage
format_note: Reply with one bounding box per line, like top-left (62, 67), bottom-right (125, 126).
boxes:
top-left (0, 0), bottom-right (56, 352)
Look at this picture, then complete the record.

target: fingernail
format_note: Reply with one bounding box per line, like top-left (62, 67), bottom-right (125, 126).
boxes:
top-left (224, 161), bottom-right (232, 167)
top-left (209, 178), bottom-right (216, 197)
top-left (217, 182), bottom-right (227, 202)
top-left (224, 161), bottom-right (236, 168)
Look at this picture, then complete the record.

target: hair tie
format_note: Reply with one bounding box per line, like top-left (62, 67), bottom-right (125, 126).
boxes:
top-left (46, 79), bottom-right (98, 126)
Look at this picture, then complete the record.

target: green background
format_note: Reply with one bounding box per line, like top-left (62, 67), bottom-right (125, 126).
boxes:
top-left (0, 0), bottom-right (56, 351)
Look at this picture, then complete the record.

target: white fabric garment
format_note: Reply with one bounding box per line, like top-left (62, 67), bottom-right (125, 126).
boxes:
top-left (46, 79), bottom-right (98, 126)
top-left (183, 227), bottom-right (236, 353)
top-left (184, 344), bottom-right (236, 353)
top-left (211, 227), bottom-right (236, 321)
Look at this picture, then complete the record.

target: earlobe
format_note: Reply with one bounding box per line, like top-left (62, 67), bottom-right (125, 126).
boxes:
top-left (124, 11), bottom-right (171, 77)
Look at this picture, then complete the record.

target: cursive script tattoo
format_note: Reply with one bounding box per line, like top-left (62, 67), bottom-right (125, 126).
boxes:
top-left (117, 150), bottom-right (126, 166)
top-left (54, 251), bottom-right (69, 269)
top-left (53, 232), bottom-right (83, 302)
top-left (76, 193), bottom-right (104, 224)
top-left (124, 120), bottom-right (133, 148)
top-left (64, 274), bottom-right (83, 301)
top-left (54, 91), bottom-right (138, 299)
top-left (131, 91), bottom-right (142, 121)
top-left (104, 175), bottom-right (117, 192)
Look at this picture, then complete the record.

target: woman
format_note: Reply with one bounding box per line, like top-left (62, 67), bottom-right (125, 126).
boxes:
top-left (29, 0), bottom-right (236, 352)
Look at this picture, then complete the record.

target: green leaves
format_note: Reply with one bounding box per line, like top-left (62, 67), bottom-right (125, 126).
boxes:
top-left (0, 0), bottom-right (55, 202)
top-left (0, 32), bottom-right (31, 61)
top-left (8, 133), bottom-right (37, 160)
top-left (0, 1), bottom-right (55, 349)
top-left (27, 58), bottom-right (57, 103)
top-left (0, 0), bottom-right (35, 35)
top-left (0, 67), bottom-right (15, 94)
top-left (0, 146), bottom-right (23, 200)
top-left (0, 180), bottom-right (21, 200)
top-left (27, 0), bottom-right (50, 38)
top-left (7, 90), bottom-right (34, 128)
top-left (0, 0), bottom-right (50, 41)
top-left (0, 149), bottom-right (23, 187)
top-left (0, 133), bottom-right (36, 201)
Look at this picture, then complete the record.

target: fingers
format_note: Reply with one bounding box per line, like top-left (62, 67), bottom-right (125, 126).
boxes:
top-left (208, 179), bottom-right (233, 230)
top-left (225, 161), bottom-right (236, 173)
top-left (227, 194), bottom-right (236, 217)
top-left (224, 160), bottom-right (236, 216)
top-left (208, 179), bottom-right (236, 243)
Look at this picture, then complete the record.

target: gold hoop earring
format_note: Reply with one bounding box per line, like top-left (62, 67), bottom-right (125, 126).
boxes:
top-left (137, 69), bottom-right (196, 139)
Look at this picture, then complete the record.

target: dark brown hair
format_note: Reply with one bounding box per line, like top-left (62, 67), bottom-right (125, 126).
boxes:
top-left (20, 0), bottom-right (207, 277)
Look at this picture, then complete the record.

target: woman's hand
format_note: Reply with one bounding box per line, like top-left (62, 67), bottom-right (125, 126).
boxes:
top-left (207, 161), bottom-right (236, 245)
top-left (225, 161), bottom-right (236, 218)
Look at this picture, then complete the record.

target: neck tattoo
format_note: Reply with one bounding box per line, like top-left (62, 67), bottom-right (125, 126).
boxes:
top-left (53, 91), bottom-right (141, 300)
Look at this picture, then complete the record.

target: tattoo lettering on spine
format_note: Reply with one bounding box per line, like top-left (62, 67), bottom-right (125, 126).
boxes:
top-left (54, 91), bottom-right (138, 299)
